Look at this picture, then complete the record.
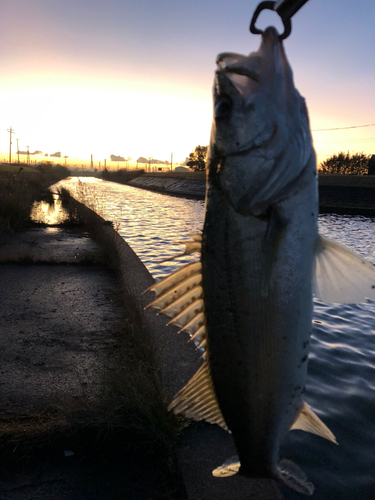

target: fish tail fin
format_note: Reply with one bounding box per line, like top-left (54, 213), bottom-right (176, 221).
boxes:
top-left (213, 456), bottom-right (314, 495)
top-left (212, 456), bottom-right (240, 477)
top-left (276, 459), bottom-right (314, 496)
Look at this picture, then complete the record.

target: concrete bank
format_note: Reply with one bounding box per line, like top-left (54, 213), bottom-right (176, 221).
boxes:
top-left (128, 172), bottom-right (375, 216)
top-left (128, 171), bottom-right (206, 199)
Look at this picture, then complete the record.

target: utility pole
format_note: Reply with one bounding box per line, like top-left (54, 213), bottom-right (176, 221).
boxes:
top-left (148, 156), bottom-right (153, 173)
top-left (7, 126), bottom-right (15, 164)
top-left (26, 146), bottom-right (30, 165)
top-left (104, 159), bottom-right (106, 170)
top-left (171, 152), bottom-right (173, 172)
top-left (17, 138), bottom-right (20, 164)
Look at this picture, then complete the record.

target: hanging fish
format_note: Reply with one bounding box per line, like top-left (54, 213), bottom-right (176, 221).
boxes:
top-left (147, 26), bottom-right (375, 495)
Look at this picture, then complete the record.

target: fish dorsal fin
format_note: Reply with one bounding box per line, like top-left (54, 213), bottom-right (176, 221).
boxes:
top-left (168, 361), bottom-right (228, 431)
top-left (157, 233), bottom-right (202, 263)
top-left (290, 402), bottom-right (337, 444)
top-left (147, 236), bottom-right (206, 348)
top-left (314, 236), bottom-right (375, 303)
top-left (147, 236), bottom-right (226, 429)
top-left (146, 261), bottom-right (202, 298)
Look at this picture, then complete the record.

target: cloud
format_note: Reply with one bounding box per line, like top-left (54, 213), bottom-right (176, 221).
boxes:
top-left (136, 157), bottom-right (170, 164)
top-left (17, 150), bottom-right (42, 156)
top-left (50, 152), bottom-right (61, 158)
top-left (110, 154), bottom-right (125, 162)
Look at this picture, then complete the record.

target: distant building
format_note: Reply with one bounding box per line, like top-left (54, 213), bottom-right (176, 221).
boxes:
top-left (174, 166), bottom-right (189, 172)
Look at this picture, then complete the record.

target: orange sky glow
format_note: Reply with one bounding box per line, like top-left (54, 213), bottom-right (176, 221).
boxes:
top-left (0, 0), bottom-right (374, 169)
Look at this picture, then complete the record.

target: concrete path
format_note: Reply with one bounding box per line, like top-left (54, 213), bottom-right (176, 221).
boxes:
top-left (0, 227), bottom-right (187, 499)
top-left (0, 222), bottom-right (285, 499)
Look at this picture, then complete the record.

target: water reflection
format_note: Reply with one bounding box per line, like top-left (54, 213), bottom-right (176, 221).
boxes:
top-left (55, 176), bottom-right (375, 500)
top-left (31, 192), bottom-right (69, 225)
top-left (58, 177), bottom-right (205, 280)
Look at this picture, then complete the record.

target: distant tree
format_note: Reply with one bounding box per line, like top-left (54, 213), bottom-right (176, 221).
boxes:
top-left (187, 145), bottom-right (208, 171)
top-left (320, 152), bottom-right (370, 175)
top-left (101, 167), bottom-right (110, 180)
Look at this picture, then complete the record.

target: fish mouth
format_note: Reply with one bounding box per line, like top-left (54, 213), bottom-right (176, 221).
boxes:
top-left (221, 66), bottom-right (260, 83)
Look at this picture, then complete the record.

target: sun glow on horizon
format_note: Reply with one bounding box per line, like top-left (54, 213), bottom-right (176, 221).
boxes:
top-left (0, 80), bottom-right (213, 166)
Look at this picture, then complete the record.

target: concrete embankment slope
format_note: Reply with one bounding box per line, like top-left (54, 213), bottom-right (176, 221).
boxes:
top-left (318, 174), bottom-right (375, 216)
top-left (128, 172), bottom-right (375, 215)
top-left (128, 171), bottom-right (206, 199)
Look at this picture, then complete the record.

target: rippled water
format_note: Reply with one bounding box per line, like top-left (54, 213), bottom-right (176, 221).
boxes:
top-left (59, 177), bottom-right (375, 499)
top-left (59, 177), bottom-right (205, 280)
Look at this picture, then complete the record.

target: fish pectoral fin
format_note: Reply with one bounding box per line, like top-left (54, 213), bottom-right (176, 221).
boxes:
top-left (212, 456), bottom-right (240, 477)
top-left (277, 459), bottom-right (314, 496)
top-left (313, 236), bottom-right (375, 303)
top-left (261, 208), bottom-right (288, 297)
top-left (168, 361), bottom-right (228, 431)
top-left (290, 401), bottom-right (337, 444)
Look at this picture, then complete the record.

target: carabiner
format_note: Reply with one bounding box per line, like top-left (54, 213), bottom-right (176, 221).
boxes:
top-left (250, 1), bottom-right (291, 40)
top-left (250, 0), bottom-right (309, 40)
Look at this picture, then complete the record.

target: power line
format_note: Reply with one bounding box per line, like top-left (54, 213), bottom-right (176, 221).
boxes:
top-left (312, 123), bottom-right (375, 132)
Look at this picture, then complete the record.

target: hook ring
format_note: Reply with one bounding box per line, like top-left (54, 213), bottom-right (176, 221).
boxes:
top-left (250, 1), bottom-right (292, 40)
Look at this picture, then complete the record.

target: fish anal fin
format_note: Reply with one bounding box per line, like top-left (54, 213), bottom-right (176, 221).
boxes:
top-left (168, 361), bottom-right (228, 431)
top-left (277, 459), bottom-right (314, 495)
top-left (290, 402), bottom-right (337, 444)
top-left (314, 236), bottom-right (375, 303)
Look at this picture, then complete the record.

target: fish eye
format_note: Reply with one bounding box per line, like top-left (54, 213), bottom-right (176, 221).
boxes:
top-left (214, 95), bottom-right (232, 119)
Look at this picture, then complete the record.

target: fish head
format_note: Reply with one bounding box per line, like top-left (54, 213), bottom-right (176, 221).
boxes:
top-left (208, 27), bottom-right (314, 216)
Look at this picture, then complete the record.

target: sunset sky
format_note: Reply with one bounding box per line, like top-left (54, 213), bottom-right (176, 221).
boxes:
top-left (0, 0), bottom-right (374, 168)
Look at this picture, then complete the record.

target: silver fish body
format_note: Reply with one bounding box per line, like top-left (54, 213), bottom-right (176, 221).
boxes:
top-left (203, 27), bottom-right (319, 491)
top-left (203, 153), bottom-right (317, 477)
top-left (148, 25), bottom-right (375, 497)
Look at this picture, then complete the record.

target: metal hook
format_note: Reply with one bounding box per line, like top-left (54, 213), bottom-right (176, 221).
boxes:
top-left (250, 1), bottom-right (291, 40)
top-left (250, 0), bottom-right (309, 40)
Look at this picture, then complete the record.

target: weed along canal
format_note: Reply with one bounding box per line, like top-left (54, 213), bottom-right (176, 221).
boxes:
top-left (55, 176), bottom-right (375, 500)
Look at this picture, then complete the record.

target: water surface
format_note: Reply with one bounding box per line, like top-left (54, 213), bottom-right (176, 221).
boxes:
top-left (59, 177), bottom-right (375, 500)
